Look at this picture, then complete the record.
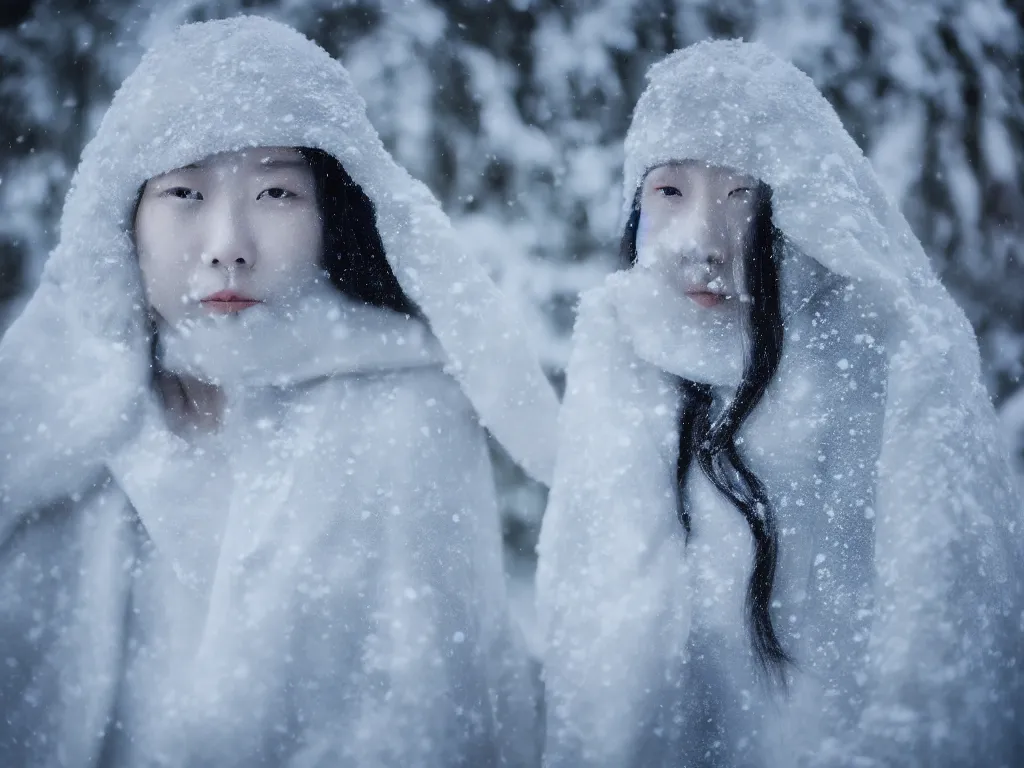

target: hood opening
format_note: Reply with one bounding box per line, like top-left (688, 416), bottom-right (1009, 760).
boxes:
top-left (130, 147), bottom-right (421, 322)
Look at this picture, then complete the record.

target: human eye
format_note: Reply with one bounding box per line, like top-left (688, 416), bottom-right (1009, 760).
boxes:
top-left (257, 187), bottom-right (296, 201)
top-left (164, 186), bottom-right (203, 201)
top-left (656, 185), bottom-right (683, 197)
top-left (728, 187), bottom-right (754, 198)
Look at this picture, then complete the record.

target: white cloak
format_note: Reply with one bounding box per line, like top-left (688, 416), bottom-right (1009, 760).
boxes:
top-left (0, 16), bottom-right (558, 767)
top-left (537, 40), bottom-right (1023, 768)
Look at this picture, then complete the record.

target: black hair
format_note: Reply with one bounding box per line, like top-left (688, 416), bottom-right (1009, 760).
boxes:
top-left (298, 147), bottom-right (419, 317)
top-left (620, 180), bottom-right (792, 685)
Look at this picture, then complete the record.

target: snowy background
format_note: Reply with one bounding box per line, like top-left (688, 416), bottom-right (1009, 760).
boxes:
top-left (2, 0), bottom-right (1022, 576)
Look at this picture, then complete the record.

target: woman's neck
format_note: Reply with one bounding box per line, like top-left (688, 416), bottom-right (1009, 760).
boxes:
top-left (156, 370), bottom-right (224, 436)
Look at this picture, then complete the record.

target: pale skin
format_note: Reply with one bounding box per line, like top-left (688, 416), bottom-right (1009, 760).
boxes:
top-left (134, 146), bottom-right (323, 432)
top-left (636, 161), bottom-right (760, 309)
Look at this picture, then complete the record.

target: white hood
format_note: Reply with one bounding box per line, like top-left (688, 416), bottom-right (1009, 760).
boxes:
top-left (2, 15), bottom-right (556, 512)
top-left (538, 40), bottom-right (1023, 768)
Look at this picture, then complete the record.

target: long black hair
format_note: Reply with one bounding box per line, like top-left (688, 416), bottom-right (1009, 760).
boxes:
top-left (299, 147), bottom-right (418, 317)
top-left (620, 180), bottom-right (792, 685)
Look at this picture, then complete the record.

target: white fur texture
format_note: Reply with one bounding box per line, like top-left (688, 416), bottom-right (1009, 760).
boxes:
top-left (538, 40), bottom-right (1023, 768)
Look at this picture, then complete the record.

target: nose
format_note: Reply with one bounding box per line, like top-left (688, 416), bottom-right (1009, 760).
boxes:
top-left (673, 213), bottom-right (726, 269)
top-left (697, 248), bottom-right (726, 268)
top-left (200, 195), bottom-right (256, 269)
top-left (688, 194), bottom-right (729, 267)
top-left (202, 251), bottom-right (253, 268)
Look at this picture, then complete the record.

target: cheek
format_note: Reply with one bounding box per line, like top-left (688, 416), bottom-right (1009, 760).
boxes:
top-left (635, 206), bottom-right (687, 272)
top-left (635, 209), bottom-right (660, 266)
top-left (296, 212), bottom-right (323, 270)
top-left (135, 256), bottom-right (184, 325)
top-left (138, 249), bottom-right (193, 313)
top-left (135, 227), bottom-right (204, 325)
top-left (136, 208), bottom-right (194, 277)
top-left (726, 215), bottom-right (756, 288)
top-left (730, 255), bottom-right (745, 290)
top-left (260, 210), bottom-right (323, 280)
top-left (137, 237), bottom-right (187, 301)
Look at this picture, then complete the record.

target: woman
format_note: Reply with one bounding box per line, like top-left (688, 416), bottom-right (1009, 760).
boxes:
top-left (537, 41), bottom-right (1023, 767)
top-left (0, 17), bottom-right (557, 767)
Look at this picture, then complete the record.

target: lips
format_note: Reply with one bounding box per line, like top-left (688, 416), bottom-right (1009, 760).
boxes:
top-left (685, 290), bottom-right (727, 308)
top-left (200, 290), bottom-right (261, 313)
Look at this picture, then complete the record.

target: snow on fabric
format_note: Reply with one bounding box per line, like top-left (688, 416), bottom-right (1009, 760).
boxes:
top-left (0, 16), bottom-right (552, 766)
top-left (537, 40), bottom-right (1024, 768)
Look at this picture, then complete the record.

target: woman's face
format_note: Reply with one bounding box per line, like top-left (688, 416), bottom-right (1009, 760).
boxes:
top-left (135, 147), bottom-right (323, 325)
top-left (636, 161), bottom-right (760, 309)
